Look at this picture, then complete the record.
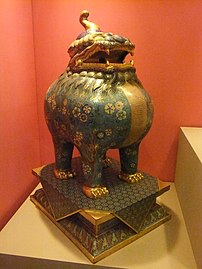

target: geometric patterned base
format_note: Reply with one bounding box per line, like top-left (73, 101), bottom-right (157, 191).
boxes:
top-left (31, 157), bottom-right (171, 263)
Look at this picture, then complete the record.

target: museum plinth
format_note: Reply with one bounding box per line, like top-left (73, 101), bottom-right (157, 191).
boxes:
top-left (31, 157), bottom-right (171, 263)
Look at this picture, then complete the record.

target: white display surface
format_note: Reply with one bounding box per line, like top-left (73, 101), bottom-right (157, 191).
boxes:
top-left (0, 183), bottom-right (197, 269)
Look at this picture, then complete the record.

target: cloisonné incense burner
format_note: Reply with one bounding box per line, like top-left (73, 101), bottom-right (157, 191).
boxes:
top-left (45, 10), bottom-right (153, 198)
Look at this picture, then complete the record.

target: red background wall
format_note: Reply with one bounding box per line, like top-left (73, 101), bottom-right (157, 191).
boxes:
top-left (1, 0), bottom-right (202, 230)
top-left (0, 1), bottom-right (41, 230)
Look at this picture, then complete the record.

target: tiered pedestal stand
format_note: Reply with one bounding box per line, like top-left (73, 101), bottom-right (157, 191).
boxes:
top-left (31, 157), bottom-right (171, 263)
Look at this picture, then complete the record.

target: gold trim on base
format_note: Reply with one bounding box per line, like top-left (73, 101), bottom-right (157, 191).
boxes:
top-left (32, 166), bottom-right (45, 177)
top-left (30, 194), bottom-right (171, 264)
top-left (79, 210), bottom-right (114, 226)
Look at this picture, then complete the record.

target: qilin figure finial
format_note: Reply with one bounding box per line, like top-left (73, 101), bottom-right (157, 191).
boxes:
top-left (79, 10), bottom-right (100, 32)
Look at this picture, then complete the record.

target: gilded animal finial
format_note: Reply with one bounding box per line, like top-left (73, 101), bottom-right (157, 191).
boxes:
top-left (79, 10), bottom-right (100, 31)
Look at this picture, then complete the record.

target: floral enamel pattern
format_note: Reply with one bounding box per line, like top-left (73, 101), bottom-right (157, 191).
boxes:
top-left (104, 101), bottom-right (126, 121)
top-left (45, 73), bottom-right (132, 154)
top-left (47, 93), bottom-right (56, 111)
top-left (82, 163), bottom-right (92, 176)
top-left (73, 131), bottom-right (83, 147)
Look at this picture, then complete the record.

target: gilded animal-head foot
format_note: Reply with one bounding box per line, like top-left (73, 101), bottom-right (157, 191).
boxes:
top-left (118, 171), bottom-right (144, 183)
top-left (83, 185), bottom-right (109, 199)
top-left (54, 168), bottom-right (76, 180)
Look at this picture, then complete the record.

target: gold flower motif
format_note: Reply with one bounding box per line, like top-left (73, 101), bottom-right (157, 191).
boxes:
top-left (116, 110), bottom-right (127, 120)
top-left (47, 93), bottom-right (55, 103)
top-left (72, 107), bottom-right (81, 117)
top-left (130, 163), bottom-right (137, 168)
top-left (73, 131), bottom-right (83, 147)
top-left (104, 103), bottom-right (115, 115)
top-left (96, 131), bottom-right (105, 139)
top-left (82, 164), bottom-right (92, 175)
top-left (115, 101), bottom-right (124, 110)
top-left (75, 131), bottom-right (83, 140)
top-left (83, 105), bottom-right (92, 114)
top-left (79, 113), bottom-right (88, 122)
top-left (105, 129), bottom-right (112, 136)
top-left (61, 107), bottom-right (67, 115)
top-left (47, 94), bottom-right (56, 110)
